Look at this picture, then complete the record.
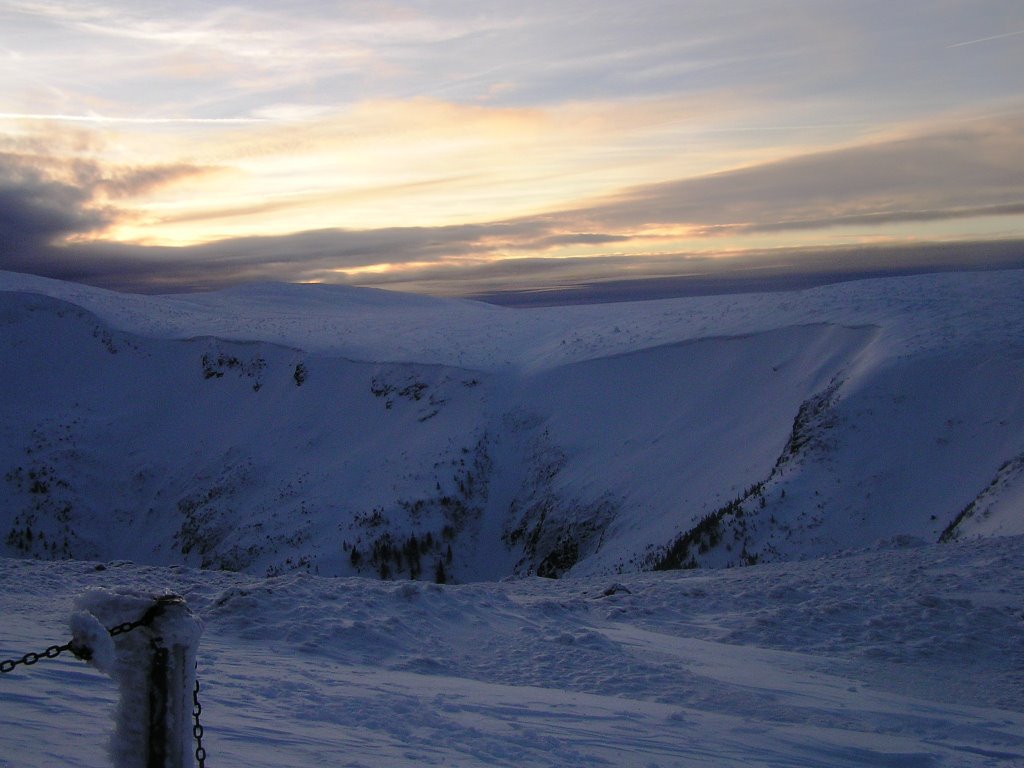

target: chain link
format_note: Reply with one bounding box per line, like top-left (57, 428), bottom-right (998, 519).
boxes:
top-left (2, 595), bottom-right (185, 673)
top-left (0, 642), bottom-right (75, 674)
top-left (193, 675), bottom-right (207, 767)
top-left (3, 595), bottom-right (208, 764)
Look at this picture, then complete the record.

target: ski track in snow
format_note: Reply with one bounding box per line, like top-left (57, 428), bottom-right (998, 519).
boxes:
top-left (2, 536), bottom-right (1023, 767)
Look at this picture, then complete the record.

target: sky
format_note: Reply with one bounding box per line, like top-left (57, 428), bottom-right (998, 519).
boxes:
top-left (1, 0), bottom-right (1023, 296)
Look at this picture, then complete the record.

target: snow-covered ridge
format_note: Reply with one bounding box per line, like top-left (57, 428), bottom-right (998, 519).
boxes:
top-left (1, 268), bottom-right (1022, 581)
top-left (2, 267), bottom-right (1021, 370)
top-left (2, 268), bottom-right (1023, 766)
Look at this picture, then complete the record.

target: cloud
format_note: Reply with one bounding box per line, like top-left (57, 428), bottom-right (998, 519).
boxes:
top-left (948, 29), bottom-right (1024, 48)
top-left (0, 211), bottom-right (642, 292)
top-left (95, 164), bottom-right (212, 199)
top-left (525, 233), bottom-right (633, 249)
top-left (567, 115), bottom-right (1024, 232)
top-left (0, 149), bottom-right (214, 272)
top-left (0, 155), bottom-right (110, 259)
top-left (694, 203), bottom-right (1024, 237)
top-left (2, 112), bottom-right (1023, 294)
top-left (364, 240), bottom-right (1024, 300)
top-left (0, 113), bottom-right (271, 125)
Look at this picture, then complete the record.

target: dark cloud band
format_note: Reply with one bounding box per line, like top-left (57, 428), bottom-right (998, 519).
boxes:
top-left (2, 115), bottom-right (1023, 295)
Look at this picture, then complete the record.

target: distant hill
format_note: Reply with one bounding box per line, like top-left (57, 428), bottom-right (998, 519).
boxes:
top-left (2, 268), bottom-right (1022, 580)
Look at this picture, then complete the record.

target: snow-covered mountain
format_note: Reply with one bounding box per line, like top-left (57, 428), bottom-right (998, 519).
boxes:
top-left (3, 268), bottom-right (1023, 768)
top-left (2, 268), bottom-right (1022, 581)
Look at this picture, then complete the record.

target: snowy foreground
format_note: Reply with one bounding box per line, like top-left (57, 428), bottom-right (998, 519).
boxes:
top-left (3, 536), bottom-right (1023, 767)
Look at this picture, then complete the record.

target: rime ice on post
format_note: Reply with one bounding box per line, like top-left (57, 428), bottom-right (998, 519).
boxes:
top-left (70, 588), bottom-right (203, 768)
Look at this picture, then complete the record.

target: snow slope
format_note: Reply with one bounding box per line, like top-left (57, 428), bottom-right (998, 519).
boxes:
top-left (2, 268), bottom-right (1023, 766)
top-left (2, 536), bottom-right (1022, 767)
top-left (1, 268), bottom-right (1022, 579)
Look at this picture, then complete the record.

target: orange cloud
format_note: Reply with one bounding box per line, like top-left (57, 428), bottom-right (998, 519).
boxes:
top-left (44, 93), bottom-right (751, 245)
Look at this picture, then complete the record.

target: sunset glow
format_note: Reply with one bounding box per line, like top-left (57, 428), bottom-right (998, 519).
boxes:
top-left (2, 1), bottom-right (1022, 294)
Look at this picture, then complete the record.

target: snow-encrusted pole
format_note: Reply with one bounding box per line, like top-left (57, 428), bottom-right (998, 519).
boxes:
top-left (69, 589), bottom-right (203, 768)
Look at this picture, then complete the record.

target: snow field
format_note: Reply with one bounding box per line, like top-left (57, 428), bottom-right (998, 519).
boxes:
top-left (2, 535), bottom-right (1023, 766)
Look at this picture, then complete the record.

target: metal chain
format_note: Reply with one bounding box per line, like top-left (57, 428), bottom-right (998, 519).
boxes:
top-left (2, 595), bottom-right (185, 672)
top-left (3, 595), bottom-right (208, 765)
top-left (0, 641), bottom-right (75, 674)
top-left (193, 674), bottom-right (208, 767)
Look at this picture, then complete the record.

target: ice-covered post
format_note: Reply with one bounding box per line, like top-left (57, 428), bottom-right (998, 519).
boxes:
top-left (69, 589), bottom-right (203, 768)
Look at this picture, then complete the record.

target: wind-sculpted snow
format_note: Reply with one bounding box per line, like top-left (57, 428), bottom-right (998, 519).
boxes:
top-left (1, 269), bottom-right (1023, 581)
top-left (1, 537), bottom-right (1022, 766)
